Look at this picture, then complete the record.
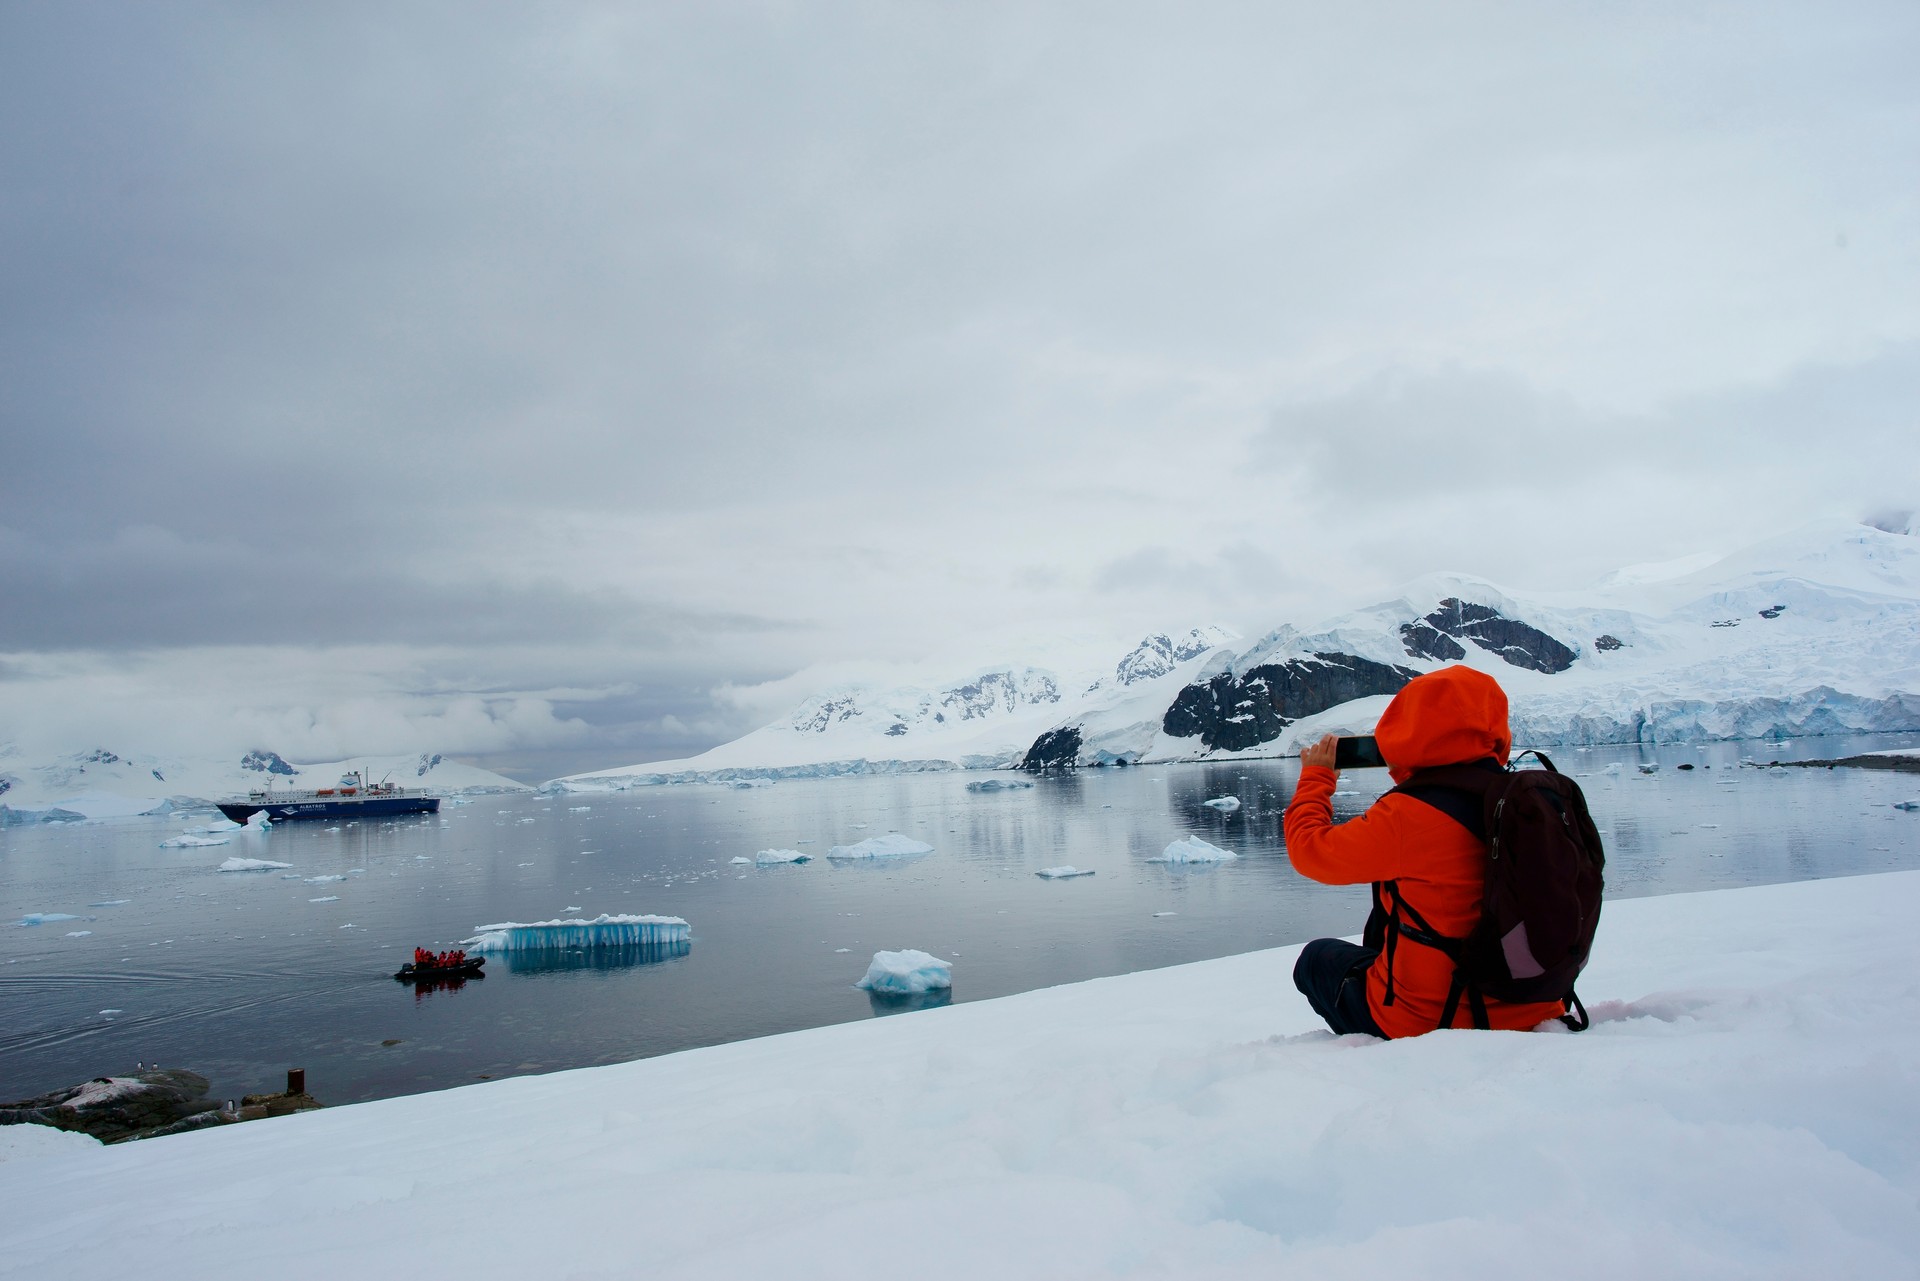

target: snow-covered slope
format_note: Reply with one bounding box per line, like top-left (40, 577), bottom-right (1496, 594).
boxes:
top-left (5, 871), bottom-right (1918, 1279)
top-left (559, 518), bottom-right (1920, 786)
top-left (0, 747), bottom-right (526, 819)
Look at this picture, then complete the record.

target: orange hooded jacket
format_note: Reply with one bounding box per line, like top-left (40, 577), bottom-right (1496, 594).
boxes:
top-left (1283, 664), bottom-right (1566, 1037)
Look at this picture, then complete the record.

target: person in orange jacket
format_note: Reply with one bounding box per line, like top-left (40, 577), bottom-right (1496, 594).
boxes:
top-left (1285, 664), bottom-right (1567, 1038)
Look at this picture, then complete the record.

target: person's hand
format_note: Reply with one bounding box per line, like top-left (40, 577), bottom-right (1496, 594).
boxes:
top-left (1300, 734), bottom-right (1339, 772)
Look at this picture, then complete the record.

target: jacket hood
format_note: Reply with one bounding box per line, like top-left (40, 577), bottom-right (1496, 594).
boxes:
top-left (1375, 665), bottom-right (1511, 783)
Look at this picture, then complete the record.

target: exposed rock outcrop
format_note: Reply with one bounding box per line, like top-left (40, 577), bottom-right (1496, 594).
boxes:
top-left (1398, 599), bottom-right (1577, 673)
top-left (1160, 652), bottom-right (1419, 753)
top-left (1594, 634), bottom-right (1625, 652)
top-left (0, 1068), bottom-right (322, 1144)
top-left (1020, 726), bottom-right (1083, 772)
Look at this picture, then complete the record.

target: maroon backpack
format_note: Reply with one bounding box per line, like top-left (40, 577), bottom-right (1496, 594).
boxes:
top-left (1373, 751), bottom-right (1605, 1031)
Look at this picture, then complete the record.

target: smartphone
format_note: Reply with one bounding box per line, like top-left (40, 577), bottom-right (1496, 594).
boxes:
top-left (1334, 735), bottom-right (1387, 769)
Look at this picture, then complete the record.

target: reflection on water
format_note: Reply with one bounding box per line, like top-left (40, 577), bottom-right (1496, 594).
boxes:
top-left (867, 987), bottom-right (954, 1017)
top-left (1, 730), bottom-right (1915, 1107)
top-left (500, 940), bottom-right (693, 976)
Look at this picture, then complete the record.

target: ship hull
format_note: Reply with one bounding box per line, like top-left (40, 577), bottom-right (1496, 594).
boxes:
top-left (216, 796), bottom-right (441, 824)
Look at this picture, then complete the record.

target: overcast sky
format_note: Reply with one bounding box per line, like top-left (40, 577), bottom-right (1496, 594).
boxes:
top-left (3, 2), bottom-right (1917, 781)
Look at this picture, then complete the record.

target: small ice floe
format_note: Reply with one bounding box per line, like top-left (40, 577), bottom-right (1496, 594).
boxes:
top-left (755, 848), bottom-right (811, 864)
top-left (855, 948), bottom-right (952, 995)
top-left (184, 820), bottom-right (242, 835)
top-left (729, 856), bottom-right (752, 864)
top-left (1035, 866), bottom-right (1095, 879)
top-left (827, 834), bottom-right (934, 860)
top-left (1152, 911), bottom-right (1177, 917)
top-left (218, 857), bottom-right (292, 872)
top-left (303, 874), bottom-right (347, 884)
top-left (1637, 764), bottom-right (1659, 775)
top-left (464, 914), bottom-right (690, 953)
top-left (966, 778), bottom-right (1034, 793)
top-left (308, 896), bottom-right (339, 903)
top-left (1697, 823), bottom-right (1721, 829)
top-left (1602, 763), bottom-right (1624, 777)
top-left (65, 931), bottom-right (92, 938)
top-left (99, 1009), bottom-right (122, 1016)
top-left (1152, 836), bottom-right (1237, 864)
top-left (728, 778), bottom-right (774, 789)
top-left (88, 900), bottom-right (130, 908)
top-left (159, 834), bottom-right (230, 848)
top-left (564, 906), bottom-right (582, 913)
top-left (18, 914), bottom-right (82, 925)
top-left (1893, 799), bottom-right (1920, 812)
top-left (1202, 796), bottom-right (1241, 812)
top-left (568, 806), bottom-right (592, 812)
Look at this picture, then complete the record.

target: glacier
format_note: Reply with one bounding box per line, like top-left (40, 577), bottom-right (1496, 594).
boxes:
top-left (552, 516), bottom-right (1920, 784)
top-left (464, 914), bottom-right (691, 953)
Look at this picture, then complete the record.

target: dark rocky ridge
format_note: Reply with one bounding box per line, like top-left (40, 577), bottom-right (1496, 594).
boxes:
top-left (0, 1068), bottom-right (322, 1143)
top-left (1399, 598), bottom-right (1577, 674)
top-left (1019, 726), bottom-right (1083, 772)
top-left (1160, 652), bottom-right (1420, 753)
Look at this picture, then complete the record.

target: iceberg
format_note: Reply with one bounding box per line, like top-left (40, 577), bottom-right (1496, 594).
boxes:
top-left (1202, 796), bottom-right (1241, 812)
top-left (245, 811), bottom-right (272, 830)
top-left (217, 857), bottom-right (292, 872)
top-left (965, 778), bottom-right (1034, 792)
top-left (464, 914), bottom-right (691, 953)
top-left (855, 948), bottom-right (953, 995)
top-left (1035, 866), bottom-right (1095, 879)
top-left (1152, 836), bottom-right (1237, 863)
top-left (159, 834), bottom-right (230, 848)
top-left (827, 834), bottom-right (935, 860)
top-left (754, 849), bottom-right (811, 864)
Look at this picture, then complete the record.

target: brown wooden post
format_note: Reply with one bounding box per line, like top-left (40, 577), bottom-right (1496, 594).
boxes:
top-left (287, 1068), bottom-right (305, 1096)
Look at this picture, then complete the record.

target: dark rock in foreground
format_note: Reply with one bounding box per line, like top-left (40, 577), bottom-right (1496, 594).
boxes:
top-left (1020, 726), bottom-right (1083, 772)
top-left (1, 1068), bottom-right (321, 1143)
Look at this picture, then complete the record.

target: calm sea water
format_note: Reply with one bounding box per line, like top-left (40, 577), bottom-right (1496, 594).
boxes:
top-left (4, 735), bottom-right (1916, 1107)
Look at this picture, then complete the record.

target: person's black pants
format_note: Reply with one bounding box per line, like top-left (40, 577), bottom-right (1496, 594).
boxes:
top-left (1293, 938), bottom-right (1387, 1038)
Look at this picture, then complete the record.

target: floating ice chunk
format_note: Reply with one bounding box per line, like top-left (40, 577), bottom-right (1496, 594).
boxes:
top-left (564, 906), bottom-right (582, 912)
top-left (568, 806), bottom-right (592, 812)
top-left (856, 948), bottom-right (952, 995)
top-left (464, 914), bottom-right (690, 953)
top-left (1893, 799), bottom-right (1919, 811)
top-left (755, 848), bottom-right (811, 864)
top-left (729, 856), bottom-right (752, 864)
top-left (1152, 911), bottom-right (1177, 917)
top-left (65, 931), bottom-right (92, 937)
top-left (88, 900), bottom-right (130, 907)
top-left (185, 820), bottom-right (243, 835)
top-left (1035, 866), bottom-right (1095, 879)
top-left (18, 913), bottom-right (81, 925)
top-left (828, 834), bottom-right (934, 860)
top-left (966, 779), bottom-right (1034, 793)
top-left (308, 896), bottom-right (339, 903)
top-left (1152, 836), bottom-right (1237, 863)
top-left (159, 834), bottom-right (230, 848)
top-left (304, 874), bottom-right (347, 884)
top-left (1637, 764), bottom-right (1659, 775)
top-left (218, 857), bottom-right (292, 872)
top-left (245, 810), bottom-right (272, 830)
top-left (1202, 796), bottom-right (1241, 812)
top-left (1602, 763), bottom-right (1624, 777)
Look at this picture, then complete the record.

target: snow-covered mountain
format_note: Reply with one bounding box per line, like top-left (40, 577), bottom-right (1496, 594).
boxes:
top-left (557, 517), bottom-right (1920, 788)
top-left (0, 747), bottom-right (527, 822)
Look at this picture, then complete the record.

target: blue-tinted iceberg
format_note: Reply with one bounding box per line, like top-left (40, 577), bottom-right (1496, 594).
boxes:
top-left (465, 914), bottom-right (690, 953)
top-left (754, 848), bottom-right (811, 864)
top-left (856, 948), bottom-right (952, 995)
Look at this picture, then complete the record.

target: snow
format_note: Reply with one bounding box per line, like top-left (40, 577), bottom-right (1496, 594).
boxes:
top-left (754, 848), bottom-right (811, 864)
top-left (1152, 835), bottom-right (1237, 863)
top-left (1202, 796), bottom-right (1241, 812)
top-left (7, 872), bottom-right (1920, 1278)
top-left (464, 914), bottom-right (691, 953)
top-left (158, 834), bottom-right (230, 848)
top-left (216, 857), bottom-right (291, 872)
top-left (826, 834), bottom-right (935, 860)
top-left (1035, 866), bottom-right (1095, 879)
top-left (0, 1126), bottom-right (100, 1164)
top-left (855, 948), bottom-right (953, 995)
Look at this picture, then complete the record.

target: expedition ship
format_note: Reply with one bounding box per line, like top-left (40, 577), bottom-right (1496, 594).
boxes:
top-left (216, 770), bottom-right (441, 824)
